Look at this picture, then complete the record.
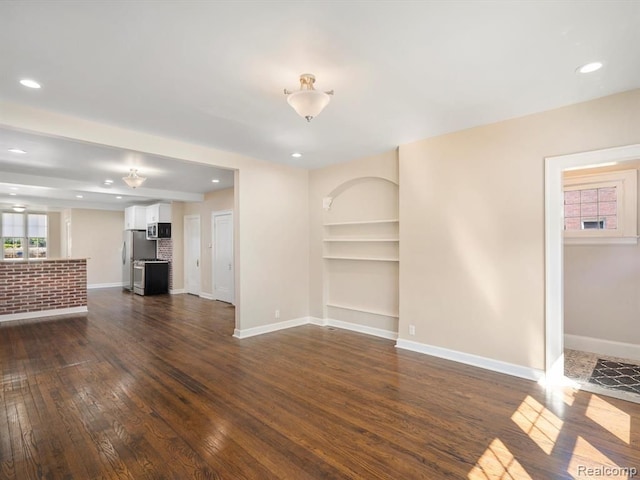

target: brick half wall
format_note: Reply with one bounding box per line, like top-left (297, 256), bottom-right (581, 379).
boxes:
top-left (0, 259), bottom-right (87, 317)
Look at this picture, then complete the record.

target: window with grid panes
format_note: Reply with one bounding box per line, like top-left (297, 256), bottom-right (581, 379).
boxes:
top-left (563, 169), bottom-right (637, 244)
top-left (1, 212), bottom-right (48, 259)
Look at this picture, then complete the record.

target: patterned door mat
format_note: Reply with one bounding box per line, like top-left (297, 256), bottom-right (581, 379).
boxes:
top-left (589, 359), bottom-right (640, 395)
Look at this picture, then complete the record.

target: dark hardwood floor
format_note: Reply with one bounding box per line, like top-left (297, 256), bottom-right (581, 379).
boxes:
top-left (1, 289), bottom-right (639, 479)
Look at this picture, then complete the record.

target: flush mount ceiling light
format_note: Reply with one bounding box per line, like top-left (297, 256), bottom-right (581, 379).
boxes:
top-left (8, 148), bottom-right (26, 154)
top-left (12, 205), bottom-right (26, 212)
top-left (122, 169), bottom-right (147, 188)
top-left (291, 152), bottom-right (302, 158)
top-left (576, 61), bottom-right (603, 74)
top-left (284, 73), bottom-right (333, 122)
top-left (19, 79), bottom-right (41, 89)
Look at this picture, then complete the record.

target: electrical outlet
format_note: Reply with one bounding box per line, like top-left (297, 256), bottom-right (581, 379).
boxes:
top-left (275, 309), bottom-right (280, 319)
top-left (409, 324), bottom-right (416, 336)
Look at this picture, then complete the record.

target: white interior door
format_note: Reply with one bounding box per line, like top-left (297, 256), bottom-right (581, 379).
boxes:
top-left (213, 211), bottom-right (234, 304)
top-left (184, 215), bottom-right (201, 295)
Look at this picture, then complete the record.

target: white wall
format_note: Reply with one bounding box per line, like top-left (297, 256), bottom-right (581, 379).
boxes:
top-left (399, 89), bottom-right (640, 371)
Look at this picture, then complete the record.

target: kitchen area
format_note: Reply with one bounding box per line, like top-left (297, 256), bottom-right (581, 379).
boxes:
top-left (122, 202), bottom-right (173, 296)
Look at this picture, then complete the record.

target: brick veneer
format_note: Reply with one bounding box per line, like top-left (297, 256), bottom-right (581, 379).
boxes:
top-left (0, 259), bottom-right (87, 316)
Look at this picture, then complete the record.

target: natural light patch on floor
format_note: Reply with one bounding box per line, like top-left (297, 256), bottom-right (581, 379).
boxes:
top-left (585, 395), bottom-right (630, 444)
top-left (562, 389), bottom-right (576, 407)
top-left (511, 395), bottom-right (563, 455)
top-left (567, 436), bottom-right (625, 479)
top-left (467, 438), bottom-right (532, 480)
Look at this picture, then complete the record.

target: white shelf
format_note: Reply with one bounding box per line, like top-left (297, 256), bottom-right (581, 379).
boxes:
top-left (323, 238), bottom-right (399, 242)
top-left (323, 219), bottom-right (399, 227)
top-left (323, 256), bottom-right (399, 262)
top-left (326, 303), bottom-right (399, 318)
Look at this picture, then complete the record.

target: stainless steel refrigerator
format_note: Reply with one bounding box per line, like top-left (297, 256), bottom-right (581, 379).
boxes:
top-left (122, 230), bottom-right (157, 291)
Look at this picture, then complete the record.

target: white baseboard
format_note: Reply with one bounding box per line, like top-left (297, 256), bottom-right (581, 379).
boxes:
top-left (395, 339), bottom-right (544, 382)
top-left (309, 316), bottom-right (328, 326)
top-left (233, 316), bottom-right (311, 339)
top-left (233, 315), bottom-right (398, 341)
top-left (324, 318), bottom-right (398, 340)
top-left (170, 289), bottom-right (186, 294)
top-left (87, 282), bottom-right (122, 289)
top-left (565, 334), bottom-right (640, 363)
top-left (232, 316), bottom-right (541, 383)
top-left (0, 306), bottom-right (88, 324)
top-left (199, 292), bottom-right (214, 300)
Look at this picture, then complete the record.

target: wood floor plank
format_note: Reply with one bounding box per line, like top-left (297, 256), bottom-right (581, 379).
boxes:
top-left (1, 288), bottom-right (640, 479)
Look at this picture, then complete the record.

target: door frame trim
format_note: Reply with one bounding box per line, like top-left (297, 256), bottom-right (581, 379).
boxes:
top-left (544, 143), bottom-right (640, 384)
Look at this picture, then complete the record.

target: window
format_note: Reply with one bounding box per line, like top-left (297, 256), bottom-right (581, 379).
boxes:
top-left (563, 169), bottom-right (637, 244)
top-left (1, 212), bottom-right (48, 259)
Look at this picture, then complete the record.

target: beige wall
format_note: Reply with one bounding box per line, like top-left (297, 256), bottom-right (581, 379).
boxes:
top-left (1, 101), bottom-right (309, 331)
top-left (47, 211), bottom-right (61, 258)
top-left (176, 188), bottom-right (234, 296)
top-left (564, 162), bottom-right (640, 345)
top-left (399, 89), bottom-right (640, 370)
top-left (69, 209), bottom-right (124, 287)
top-left (309, 150), bottom-right (399, 321)
top-left (171, 201), bottom-right (185, 291)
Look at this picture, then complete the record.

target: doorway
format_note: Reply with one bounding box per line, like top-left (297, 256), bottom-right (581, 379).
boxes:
top-left (212, 210), bottom-right (234, 304)
top-left (544, 144), bottom-right (640, 384)
top-left (184, 215), bottom-right (201, 296)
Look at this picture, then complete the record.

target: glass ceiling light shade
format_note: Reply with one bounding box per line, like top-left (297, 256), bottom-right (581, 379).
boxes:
top-left (284, 73), bottom-right (333, 122)
top-left (122, 169), bottom-right (147, 188)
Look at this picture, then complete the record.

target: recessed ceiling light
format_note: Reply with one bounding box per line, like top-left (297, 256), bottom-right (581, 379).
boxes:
top-left (103, 179), bottom-right (114, 185)
top-left (576, 62), bottom-right (603, 74)
top-left (211, 179), bottom-right (220, 183)
top-left (291, 152), bottom-right (302, 158)
top-left (116, 196), bottom-right (123, 199)
top-left (76, 194), bottom-right (83, 198)
top-left (19, 79), bottom-right (42, 89)
top-left (9, 193), bottom-right (17, 196)
top-left (8, 148), bottom-right (26, 154)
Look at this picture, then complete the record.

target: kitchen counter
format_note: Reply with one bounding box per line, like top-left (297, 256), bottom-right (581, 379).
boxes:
top-left (0, 258), bottom-right (88, 322)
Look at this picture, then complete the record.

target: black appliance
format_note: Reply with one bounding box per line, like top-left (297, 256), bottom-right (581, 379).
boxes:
top-left (147, 223), bottom-right (171, 239)
top-left (133, 260), bottom-right (169, 295)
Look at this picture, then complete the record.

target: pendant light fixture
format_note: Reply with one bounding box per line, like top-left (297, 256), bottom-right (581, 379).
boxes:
top-left (122, 169), bottom-right (147, 189)
top-left (284, 73), bottom-right (333, 122)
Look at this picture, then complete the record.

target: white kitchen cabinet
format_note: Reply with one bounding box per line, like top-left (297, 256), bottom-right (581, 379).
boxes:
top-left (146, 203), bottom-right (172, 224)
top-left (124, 206), bottom-right (147, 230)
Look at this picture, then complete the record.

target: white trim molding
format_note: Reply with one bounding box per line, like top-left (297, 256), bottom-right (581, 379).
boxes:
top-left (565, 334), bottom-right (640, 363)
top-left (324, 318), bottom-right (398, 340)
top-left (170, 289), bottom-right (186, 294)
top-left (87, 282), bottom-right (122, 289)
top-left (0, 306), bottom-right (88, 324)
top-left (233, 316), bottom-right (398, 341)
top-left (395, 339), bottom-right (544, 382)
top-left (233, 317), bottom-right (311, 339)
top-left (545, 143), bottom-right (640, 383)
top-left (199, 292), bottom-right (214, 300)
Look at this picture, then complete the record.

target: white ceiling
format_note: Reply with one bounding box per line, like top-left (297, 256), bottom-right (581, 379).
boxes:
top-left (1, 0), bottom-right (639, 210)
